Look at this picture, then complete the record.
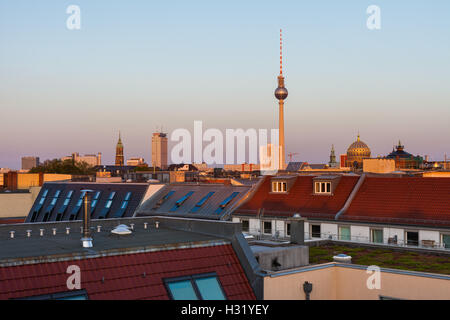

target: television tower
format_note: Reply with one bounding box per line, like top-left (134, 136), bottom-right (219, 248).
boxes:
top-left (274, 29), bottom-right (288, 170)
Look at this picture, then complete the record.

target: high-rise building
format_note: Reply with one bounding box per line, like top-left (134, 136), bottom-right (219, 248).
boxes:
top-left (152, 132), bottom-right (168, 170)
top-left (21, 157), bottom-right (40, 170)
top-left (115, 132), bottom-right (124, 166)
top-left (274, 29), bottom-right (288, 170)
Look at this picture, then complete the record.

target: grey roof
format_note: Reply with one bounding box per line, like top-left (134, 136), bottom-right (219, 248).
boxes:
top-left (286, 162), bottom-right (306, 171)
top-left (26, 182), bottom-right (149, 223)
top-left (135, 183), bottom-right (253, 220)
top-left (0, 217), bottom-right (229, 265)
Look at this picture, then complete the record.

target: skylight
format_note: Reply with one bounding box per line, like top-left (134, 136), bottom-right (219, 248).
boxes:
top-left (170, 191), bottom-right (194, 211)
top-left (190, 192), bottom-right (215, 213)
top-left (214, 192), bottom-right (239, 214)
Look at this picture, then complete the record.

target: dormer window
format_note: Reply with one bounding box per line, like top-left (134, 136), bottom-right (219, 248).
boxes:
top-left (272, 181), bottom-right (287, 193)
top-left (315, 181), bottom-right (331, 194)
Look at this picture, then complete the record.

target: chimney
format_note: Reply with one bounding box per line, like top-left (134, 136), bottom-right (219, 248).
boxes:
top-left (289, 214), bottom-right (306, 245)
top-left (81, 189), bottom-right (94, 248)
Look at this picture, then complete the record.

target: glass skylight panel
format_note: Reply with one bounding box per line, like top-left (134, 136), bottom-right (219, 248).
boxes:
top-left (165, 274), bottom-right (226, 300)
top-left (190, 192), bottom-right (215, 213)
top-left (195, 277), bottom-right (226, 300)
top-left (124, 192), bottom-right (132, 201)
top-left (167, 280), bottom-right (198, 300)
top-left (170, 191), bottom-right (194, 211)
top-left (214, 192), bottom-right (239, 214)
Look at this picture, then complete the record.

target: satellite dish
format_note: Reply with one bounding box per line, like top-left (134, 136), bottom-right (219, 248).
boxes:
top-left (111, 224), bottom-right (132, 235)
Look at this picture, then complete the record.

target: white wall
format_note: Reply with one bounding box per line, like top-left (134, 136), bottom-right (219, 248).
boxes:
top-left (419, 230), bottom-right (440, 245)
top-left (383, 227), bottom-right (405, 245)
top-left (321, 223), bottom-right (338, 239)
top-left (350, 225), bottom-right (370, 243)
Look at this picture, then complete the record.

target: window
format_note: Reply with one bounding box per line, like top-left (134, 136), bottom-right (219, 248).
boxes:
top-left (190, 192), bottom-right (215, 213)
top-left (90, 191), bottom-right (101, 215)
top-left (371, 229), bottom-right (383, 244)
top-left (56, 190), bottom-right (74, 220)
top-left (30, 189), bottom-right (49, 222)
top-left (42, 189), bottom-right (62, 222)
top-left (113, 192), bottom-right (132, 218)
top-left (70, 191), bottom-right (87, 220)
top-left (339, 226), bottom-right (351, 241)
top-left (241, 219), bottom-right (249, 232)
top-left (154, 190), bottom-right (176, 209)
top-left (170, 191), bottom-right (194, 211)
top-left (314, 182), bottom-right (331, 194)
top-left (263, 221), bottom-right (272, 235)
top-left (98, 191), bottom-right (116, 218)
top-left (214, 192), bottom-right (239, 214)
top-left (16, 290), bottom-right (88, 300)
top-left (442, 234), bottom-right (450, 249)
top-left (272, 181), bottom-right (287, 193)
top-left (311, 225), bottom-right (321, 238)
top-left (164, 273), bottom-right (226, 300)
top-left (286, 222), bottom-right (291, 236)
top-left (406, 231), bottom-right (419, 246)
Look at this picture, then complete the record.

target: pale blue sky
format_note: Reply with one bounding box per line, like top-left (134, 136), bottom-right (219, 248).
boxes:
top-left (1, 0), bottom-right (449, 168)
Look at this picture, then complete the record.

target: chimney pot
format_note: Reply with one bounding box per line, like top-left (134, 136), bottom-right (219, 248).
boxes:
top-left (81, 189), bottom-right (94, 248)
top-left (26, 230), bottom-right (32, 238)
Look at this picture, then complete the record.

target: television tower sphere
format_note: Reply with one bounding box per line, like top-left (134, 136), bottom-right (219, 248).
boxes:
top-left (275, 86), bottom-right (288, 100)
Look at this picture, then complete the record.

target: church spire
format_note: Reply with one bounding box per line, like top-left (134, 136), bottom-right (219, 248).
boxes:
top-left (115, 131), bottom-right (124, 166)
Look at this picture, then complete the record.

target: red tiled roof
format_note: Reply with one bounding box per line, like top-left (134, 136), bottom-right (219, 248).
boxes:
top-left (0, 244), bottom-right (255, 300)
top-left (236, 175), bottom-right (359, 218)
top-left (0, 218), bottom-right (25, 225)
top-left (343, 177), bottom-right (450, 226)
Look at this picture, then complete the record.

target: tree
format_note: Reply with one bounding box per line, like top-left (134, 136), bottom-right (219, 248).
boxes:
top-left (29, 159), bottom-right (95, 175)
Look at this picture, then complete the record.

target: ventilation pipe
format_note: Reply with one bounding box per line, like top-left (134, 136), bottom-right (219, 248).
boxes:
top-left (81, 189), bottom-right (94, 248)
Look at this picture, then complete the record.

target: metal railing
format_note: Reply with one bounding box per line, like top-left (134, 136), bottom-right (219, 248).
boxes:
top-left (242, 227), bottom-right (450, 251)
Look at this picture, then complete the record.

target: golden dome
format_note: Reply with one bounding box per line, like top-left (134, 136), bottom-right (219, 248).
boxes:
top-left (347, 134), bottom-right (371, 158)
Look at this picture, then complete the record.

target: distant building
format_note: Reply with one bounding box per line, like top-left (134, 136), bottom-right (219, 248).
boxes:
top-left (21, 157), bottom-right (40, 171)
top-left (126, 157), bottom-right (146, 166)
top-left (363, 158), bottom-right (396, 173)
top-left (346, 134), bottom-right (371, 169)
top-left (115, 132), bottom-right (124, 166)
top-left (328, 145), bottom-right (337, 168)
top-left (61, 153), bottom-right (101, 167)
top-left (151, 132), bottom-right (168, 170)
top-left (385, 141), bottom-right (423, 169)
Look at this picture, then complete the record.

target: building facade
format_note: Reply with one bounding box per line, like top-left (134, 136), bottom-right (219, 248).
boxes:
top-left (21, 157), bottom-right (40, 171)
top-left (151, 132), bottom-right (168, 170)
top-left (61, 153), bottom-right (101, 167)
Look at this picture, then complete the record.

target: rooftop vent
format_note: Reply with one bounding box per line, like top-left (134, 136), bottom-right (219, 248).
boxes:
top-left (111, 224), bottom-right (132, 235)
top-left (333, 254), bottom-right (352, 264)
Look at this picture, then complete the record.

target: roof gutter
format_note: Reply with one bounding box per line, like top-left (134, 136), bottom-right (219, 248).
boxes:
top-left (335, 174), bottom-right (366, 220)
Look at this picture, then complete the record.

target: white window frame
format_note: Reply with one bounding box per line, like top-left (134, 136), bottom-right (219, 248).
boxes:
top-left (314, 182), bottom-right (331, 194)
top-left (272, 181), bottom-right (287, 193)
